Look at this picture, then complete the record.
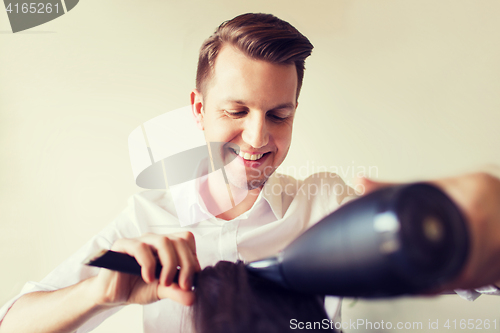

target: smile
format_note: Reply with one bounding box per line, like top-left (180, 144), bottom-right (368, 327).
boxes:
top-left (229, 148), bottom-right (267, 161)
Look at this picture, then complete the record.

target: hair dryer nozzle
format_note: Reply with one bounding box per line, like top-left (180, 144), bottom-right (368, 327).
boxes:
top-left (246, 255), bottom-right (290, 289)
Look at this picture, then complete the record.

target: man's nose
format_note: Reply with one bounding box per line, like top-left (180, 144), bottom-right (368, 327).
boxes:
top-left (242, 114), bottom-right (269, 149)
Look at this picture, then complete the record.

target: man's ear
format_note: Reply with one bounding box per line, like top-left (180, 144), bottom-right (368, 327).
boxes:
top-left (190, 89), bottom-right (204, 131)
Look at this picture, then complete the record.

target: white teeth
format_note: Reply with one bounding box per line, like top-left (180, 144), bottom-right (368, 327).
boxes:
top-left (237, 150), bottom-right (264, 161)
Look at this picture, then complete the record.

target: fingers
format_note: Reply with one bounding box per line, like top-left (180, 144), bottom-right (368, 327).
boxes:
top-left (139, 233), bottom-right (179, 287)
top-left (179, 231), bottom-right (198, 259)
top-left (111, 238), bottom-right (157, 283)
top-left (140, 232), bottom-right (201, 290)
top-left (162, 232), bottom-right (201, 290)
top-left (112, 232), bottom-right (200, 292)
top-left (157, 283), bottom-right (196, 306)
top-left (172, 236), bottom-right (200, 290)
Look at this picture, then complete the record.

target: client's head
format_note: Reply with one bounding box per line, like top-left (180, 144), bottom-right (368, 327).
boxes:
top-left (192, 261), bottom-right (336, 333)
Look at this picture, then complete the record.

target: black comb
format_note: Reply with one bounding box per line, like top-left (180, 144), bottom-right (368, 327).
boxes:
top-left (84, 249), bottom-right (197, 286)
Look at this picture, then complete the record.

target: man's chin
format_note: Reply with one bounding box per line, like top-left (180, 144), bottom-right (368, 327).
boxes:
top-left (224, 160), bottom-right (276, 191)
top-left (227, 174), bottom-right (269, 191)
top-left (246, 178), bottom-right (267, 191)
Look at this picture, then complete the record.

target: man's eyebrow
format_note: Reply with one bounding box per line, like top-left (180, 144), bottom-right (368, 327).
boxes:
top-left (225, 100), bottom-right (296, 111)
top-left (225, 100), bottom-right (247, 106)
top-left (269, 103), bottom-right (296, 111)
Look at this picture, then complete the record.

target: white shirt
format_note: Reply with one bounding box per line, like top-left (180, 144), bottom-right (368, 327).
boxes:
top-left (0, 169), bottom-right (356, 332)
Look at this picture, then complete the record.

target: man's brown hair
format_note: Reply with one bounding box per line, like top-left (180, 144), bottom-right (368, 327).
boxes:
top-left (196, 13), bottom-right (314, 100)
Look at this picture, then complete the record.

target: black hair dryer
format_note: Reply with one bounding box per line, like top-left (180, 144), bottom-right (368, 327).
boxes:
top-left (247, 183), bottom-right (469, 297)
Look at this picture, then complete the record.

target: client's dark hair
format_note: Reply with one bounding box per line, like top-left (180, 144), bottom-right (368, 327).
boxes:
top-left (192, 261), bottom-right (336, 333)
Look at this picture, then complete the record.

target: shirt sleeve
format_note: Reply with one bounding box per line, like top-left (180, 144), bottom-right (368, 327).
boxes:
top-left (0, 199), bottom-right (143, 331)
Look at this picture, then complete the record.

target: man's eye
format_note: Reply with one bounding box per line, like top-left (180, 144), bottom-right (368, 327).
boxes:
top-left (224, 110), bottom-right (246, 117)
top-left (268, 114), bottom-right (287, 122)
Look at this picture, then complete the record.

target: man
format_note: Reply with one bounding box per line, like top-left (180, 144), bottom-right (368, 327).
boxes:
top-left (1, 12), bottom-right (500, 333)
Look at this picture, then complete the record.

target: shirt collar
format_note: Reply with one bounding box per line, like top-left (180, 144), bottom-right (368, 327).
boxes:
top-left (173, 159), bottom-right (283, 226)
top-left (259, 171), bottom-right (283, 220)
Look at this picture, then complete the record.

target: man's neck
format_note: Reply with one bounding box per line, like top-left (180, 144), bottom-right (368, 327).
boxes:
top-left (215, 186), bottom-right (261, 220)
top-left (200, 174), bottom-right (261, 221)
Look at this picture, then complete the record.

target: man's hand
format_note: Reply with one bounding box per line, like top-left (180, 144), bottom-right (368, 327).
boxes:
top-left (0, 232), bottom-right (201, 333)
top-left (357, 172), bottom-right (500, 291)
top-left (91, 231), bottom-right (201, 307)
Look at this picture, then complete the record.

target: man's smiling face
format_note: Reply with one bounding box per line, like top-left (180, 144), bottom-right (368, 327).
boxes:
top-left (191, 45), bottom-right (298, 190)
